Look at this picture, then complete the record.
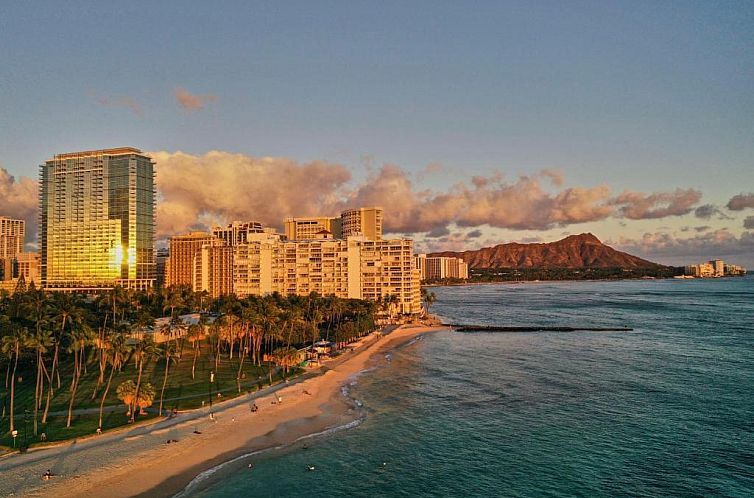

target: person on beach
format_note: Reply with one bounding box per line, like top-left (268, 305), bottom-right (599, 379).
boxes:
top-left (42, 469), bottom-right (54, 480)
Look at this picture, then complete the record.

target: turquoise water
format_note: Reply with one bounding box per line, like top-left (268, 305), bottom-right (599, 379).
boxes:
top-left (187, 277), bottom-right (754, 497)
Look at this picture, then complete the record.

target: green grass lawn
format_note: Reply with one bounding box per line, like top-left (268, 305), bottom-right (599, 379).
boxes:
top-left (0, 343), bottom-right (290, 449)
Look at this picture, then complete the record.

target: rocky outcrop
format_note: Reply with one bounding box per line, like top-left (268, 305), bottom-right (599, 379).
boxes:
top-left (429, 233), bottom-right (662, 269)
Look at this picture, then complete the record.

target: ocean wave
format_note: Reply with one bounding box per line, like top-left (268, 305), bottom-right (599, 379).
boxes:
top-left (173, 418), bottom-right (364, 498)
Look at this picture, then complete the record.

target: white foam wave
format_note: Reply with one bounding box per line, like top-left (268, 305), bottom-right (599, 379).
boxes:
top-left (173, 418), bottom-right (363, 497)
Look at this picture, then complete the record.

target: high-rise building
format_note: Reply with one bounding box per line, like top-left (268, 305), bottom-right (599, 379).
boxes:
top-left (39, 148), bottom-right (156, 291)
top-left (415, 254), bottom-right (469, 281)
top-left (0, 216), bottom-right (25, 259)
top-left (155, 248), bottom-right (169, 288)
top-left (711, 259), bottom-right (725, 277)
top-left (341, 207), bottom-right (383, 240)
top-left (212, 221), bottom-right (265, 246)
top-left (166, 232), bottom-right (220, 288)
top-left (199, 234), bottom-right (421, 314)
top-left (195, 244), bottom-right (234, 298)
top-left (356, 238), bottom-right (420, 314)
top-left (284, 216), bottom-right (342, 240)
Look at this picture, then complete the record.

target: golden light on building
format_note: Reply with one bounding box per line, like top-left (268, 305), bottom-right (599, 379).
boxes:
top-left (40, 148), bottom-right (156, 291)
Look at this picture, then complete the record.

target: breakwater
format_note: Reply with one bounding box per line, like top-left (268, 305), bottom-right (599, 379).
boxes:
top-left (445, 324), bottom-right (633, 332)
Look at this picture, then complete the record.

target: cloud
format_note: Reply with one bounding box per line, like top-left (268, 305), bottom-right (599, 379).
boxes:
top-left (613, 229), bottom-right (754, 266)
top-left (745, 216), bottom-right (754, 230)
top-left (152, 150), bottom-right (350, 238)
top-left (694, 204), bottom-right (732, 220)
top-left (540, 169), bottom-right (564, 187)
top-left (95, 95), bottom-right (143, 116)
top-left (151, 151), bottom-right (712, 239)
top-left (420, 163), bottom-right (444, 175)
top-left (418, 232), bottom-right (499, 253)
top-left (175, 87), bottom-right (218, 112)
top-left (726, 193), bottom-right (754, 211)
top-left (426, 226), bottom-right (450, 238)
top-left (610, 188), bottom-right (702, 219)
top-left (2, 150), bottom-right (717, 250)
top-left (0, 167), bottom-right (37, 243)
top-left (341, 166), bottom-right (615, 233)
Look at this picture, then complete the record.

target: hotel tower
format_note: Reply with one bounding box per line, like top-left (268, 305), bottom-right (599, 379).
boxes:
top-left (39, 147), bottom-right (156, 291)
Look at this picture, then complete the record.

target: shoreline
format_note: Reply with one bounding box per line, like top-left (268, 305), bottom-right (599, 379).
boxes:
top-left (422, 276), bottom-right (728, 287)
top-left (0, 324), bottom-right (446, 498)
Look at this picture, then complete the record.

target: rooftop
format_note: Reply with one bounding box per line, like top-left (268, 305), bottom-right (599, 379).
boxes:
top-left (51, 147), bottom-right (144, 160)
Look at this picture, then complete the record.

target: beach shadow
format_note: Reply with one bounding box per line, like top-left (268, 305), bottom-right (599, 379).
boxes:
top-left (51, 439), bottom-right (78, 477)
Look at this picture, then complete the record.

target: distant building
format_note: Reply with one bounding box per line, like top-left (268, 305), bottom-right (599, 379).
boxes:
top-left (0, 216), bottom-right (25, 259)
top-left (283, 207), bottom-right (384, 241)
top-left (39, 148), bottom-right (156, 291)
top-left (414, 254), bottom-right (469, 281)
top-left (684, 259), bottom-right (747, 278)
top-left (711, 259), bottom-right (725, 277)
top-left (155, 248), bottom-right (169, 288)
top-left (212, 221), bottom-right (266, 246)
top-left (341, 207), bottom-right (383, 240)
top-left (284, 216), bottom-right (342, 240)
top-left (0, 251), bottom-right (40, 293)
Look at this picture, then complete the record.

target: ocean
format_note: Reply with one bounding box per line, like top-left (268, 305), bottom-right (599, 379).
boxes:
top-left (184, 277), bottom-right (754, 497)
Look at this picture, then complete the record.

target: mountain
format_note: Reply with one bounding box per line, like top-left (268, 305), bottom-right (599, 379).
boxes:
top-left (429, 233), bottom-right (663, 269)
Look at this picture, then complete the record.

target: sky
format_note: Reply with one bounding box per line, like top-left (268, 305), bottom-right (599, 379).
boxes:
top-left (1, 1), bottom-right (753, 266)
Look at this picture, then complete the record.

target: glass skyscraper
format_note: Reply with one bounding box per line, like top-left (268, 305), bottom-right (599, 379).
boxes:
top-left (39, 147), bottom-right (156, 291)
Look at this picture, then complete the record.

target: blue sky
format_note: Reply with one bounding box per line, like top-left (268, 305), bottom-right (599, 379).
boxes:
top-left (1, 1), bottom-right (753, 265)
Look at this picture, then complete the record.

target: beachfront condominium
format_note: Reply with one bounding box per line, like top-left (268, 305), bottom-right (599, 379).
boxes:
top-left (0, 216), bottom-right (25, 259)
top-left (39, 147), bottom-right (156, 291)
top-left (341, 207), bottom-right (383, 240)
top-left (180, 217), bottom-right (421, 313)
top-left (228, 236), bottom-right (420, 313)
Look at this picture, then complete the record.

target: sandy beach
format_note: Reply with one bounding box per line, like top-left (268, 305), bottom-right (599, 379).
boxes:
top-left (0, 324), bottom-right (445, 498)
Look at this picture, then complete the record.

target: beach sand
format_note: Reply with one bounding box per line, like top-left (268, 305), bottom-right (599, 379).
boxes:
top-left (0, 324), bottom-right (445, 498)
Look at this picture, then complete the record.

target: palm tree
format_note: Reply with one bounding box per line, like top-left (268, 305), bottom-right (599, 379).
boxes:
top-left (20, 287), bottom-right (55, 435)
top-left (116, 380), bottom-right (137, 417)
top-left (66, 323), bottom-right (94, 428)
top-left (98, 331), bottom-right (131, 430)
top-left (1, 326), bottom-right (27, 433)
top-left (26, 327), bottom-right (52, 435)
top-left (136, 382), bottom-right (156, 415)
top-left (187, 322), bottom-right (204, 380)
top-left (157, 342), bottom-right (178, 416)
top-left (44, 293), bottom-right (84, 423)
top-left (130, 336), bottom-right (158, 423)
top-left (272, 346), bottom-right (300, 377)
